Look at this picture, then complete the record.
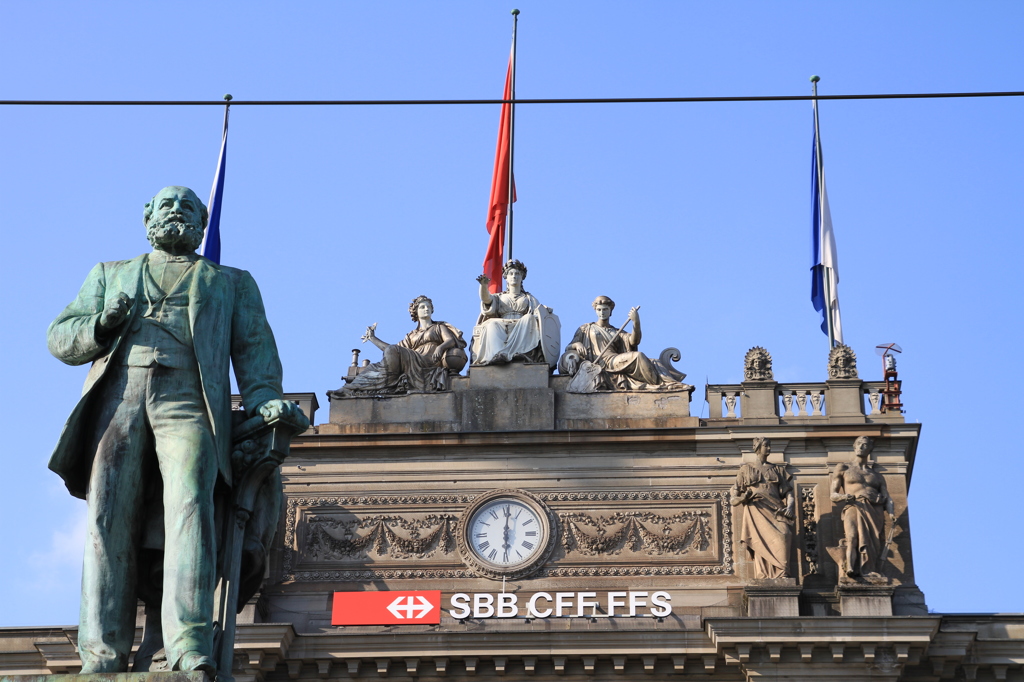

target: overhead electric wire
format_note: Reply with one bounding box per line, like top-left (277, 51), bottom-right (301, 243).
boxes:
top-left (1, 90), bottom-right (1022, 107)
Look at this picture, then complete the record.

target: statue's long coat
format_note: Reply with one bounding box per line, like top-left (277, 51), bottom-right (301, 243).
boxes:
top-left (47, 253), bottom-right (284, 499)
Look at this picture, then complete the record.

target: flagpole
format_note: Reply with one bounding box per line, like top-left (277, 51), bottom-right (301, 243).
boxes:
top-left (201, 93), bottom-right (231, 264)
top-left (505, 8), bottom-right (519, 264)
top-left (811, 76), bottom-right (836, 349)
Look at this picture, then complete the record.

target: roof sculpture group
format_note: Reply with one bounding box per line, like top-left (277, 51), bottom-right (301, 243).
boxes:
top-left (330, 258), bottom-right (692, 398)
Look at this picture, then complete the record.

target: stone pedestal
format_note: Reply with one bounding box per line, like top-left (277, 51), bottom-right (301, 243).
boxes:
top-left (835, 582), bottom-right (895, 616)
top-left (468, 362), bottom-right (550, 389)
top-left (327, 391), bottom-right (461, 433)
top-left (740, 381), bottom-right (779, 424)
top-left (744, 579), bottom-right (801, 617)
top-left (826, 379), bottom-right (866, 422)
top-left (556, 390), bottom-right (696, 430)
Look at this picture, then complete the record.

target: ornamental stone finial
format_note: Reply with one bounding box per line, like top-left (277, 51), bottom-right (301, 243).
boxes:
top-left (828, 344), bottom-right (859, 380)
top-left (744, 346), bottom-right (773, 382)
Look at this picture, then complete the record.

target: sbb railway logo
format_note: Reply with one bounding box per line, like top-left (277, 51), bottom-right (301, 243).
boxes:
top-left (332, 591), bottom-right (442, 626)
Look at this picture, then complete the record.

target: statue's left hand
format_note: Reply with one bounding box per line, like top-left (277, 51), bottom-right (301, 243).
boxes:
top-left (259, 399), bottom-right (308, 429)
top-left (628, 306), bottom-right (640, 324)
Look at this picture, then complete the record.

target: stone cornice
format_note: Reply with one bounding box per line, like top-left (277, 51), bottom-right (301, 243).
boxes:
top-left (293, 423), bottom-right (921, 453)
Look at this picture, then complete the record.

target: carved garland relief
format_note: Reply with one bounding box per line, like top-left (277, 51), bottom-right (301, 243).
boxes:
top-left (800, 486), bottom-right (820, 576)
top-left (283, 490), bottom-right (732, 581)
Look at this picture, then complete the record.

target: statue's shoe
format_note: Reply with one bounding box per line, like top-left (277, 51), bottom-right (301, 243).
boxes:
top-left (177, 652), bottom-right (217, 676)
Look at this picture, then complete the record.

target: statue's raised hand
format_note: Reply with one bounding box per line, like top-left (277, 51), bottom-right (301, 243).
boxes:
top-left (100, 293), bottom-right (132, 330)
top-left (361, 323), bottom-right (378, 343)
top-left (476, 274), bottom-right (493, 304)
top-left (628, 306), bottom-right (641, 324)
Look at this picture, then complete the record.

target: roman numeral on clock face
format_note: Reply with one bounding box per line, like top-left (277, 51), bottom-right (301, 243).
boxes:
top-left (522, 540), bottom-right (534, 550)
top-left (525, 530), bottom-right (537, 536)
top-left (478, 541), bottom-right (490, 551)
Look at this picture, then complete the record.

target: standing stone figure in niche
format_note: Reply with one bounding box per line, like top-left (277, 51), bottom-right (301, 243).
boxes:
top-left (472, 259), bottom-right (561, 368)
top-left (744, 346), bottom-right (774, 382)
top-left (731, 437), bottom-right (795, 579)
top-left (828, 343), bottom-right (858, 379)
top-left (46, 186), bottom-right (305, 675)
top-left (330, 295), bottom-right (467, 397)
top-left (558, 296), bottom-right (691, 393)
top-left (830, 436), bottom-right (894, 579)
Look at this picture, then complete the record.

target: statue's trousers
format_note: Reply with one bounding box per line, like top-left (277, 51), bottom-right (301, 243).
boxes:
top-left (79, 364), bottom-right (217, 673)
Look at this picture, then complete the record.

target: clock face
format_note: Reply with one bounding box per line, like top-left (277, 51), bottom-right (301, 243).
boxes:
top-left (469, 498), bottom-right (545, 568)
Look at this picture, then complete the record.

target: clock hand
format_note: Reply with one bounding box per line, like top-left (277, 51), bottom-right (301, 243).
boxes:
top-left (502, 507), bottom-right (511, 550)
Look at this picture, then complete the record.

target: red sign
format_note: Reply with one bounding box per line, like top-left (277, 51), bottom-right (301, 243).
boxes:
top-left (332, 590), bottom-right (442, 626)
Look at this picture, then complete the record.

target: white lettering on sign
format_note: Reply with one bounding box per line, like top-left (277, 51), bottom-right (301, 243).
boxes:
top-left (448, 591), bottom-right (672, 620)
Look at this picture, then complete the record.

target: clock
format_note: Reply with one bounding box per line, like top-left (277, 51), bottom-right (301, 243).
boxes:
top-left (459, 489), bottom-right (555, 579)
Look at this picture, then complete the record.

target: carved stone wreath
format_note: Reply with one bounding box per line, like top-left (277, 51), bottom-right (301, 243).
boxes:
top-left (456, 489), bottom-right (558, 581)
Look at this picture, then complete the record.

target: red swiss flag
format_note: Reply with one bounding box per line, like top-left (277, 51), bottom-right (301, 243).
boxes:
top-left (332, 591), bottom-right (442, 626)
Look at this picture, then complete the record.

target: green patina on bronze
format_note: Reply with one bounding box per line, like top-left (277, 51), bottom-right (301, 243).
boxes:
top-left (47, 187), bottom-right (307, 678)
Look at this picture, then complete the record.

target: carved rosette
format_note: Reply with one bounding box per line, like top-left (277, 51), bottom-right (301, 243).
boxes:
top-left (456, 489), bottom-right (558, 581)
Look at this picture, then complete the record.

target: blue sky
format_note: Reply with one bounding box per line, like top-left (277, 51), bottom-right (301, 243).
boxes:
top-left (1, 1), bottom-right (1021, 624)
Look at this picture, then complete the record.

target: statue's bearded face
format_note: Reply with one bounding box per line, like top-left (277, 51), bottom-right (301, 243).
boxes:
top-left (145, 187), bottom-right (206, 252)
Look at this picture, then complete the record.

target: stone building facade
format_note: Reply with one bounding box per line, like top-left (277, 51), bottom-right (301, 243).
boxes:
top-left (1, 363), bottom-right (1022, 682)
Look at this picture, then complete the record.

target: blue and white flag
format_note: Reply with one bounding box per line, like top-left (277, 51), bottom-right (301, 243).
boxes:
top-left (810, 101), bottom-right (843, 345)
top-left (200, 103), bottom-right (230, 264)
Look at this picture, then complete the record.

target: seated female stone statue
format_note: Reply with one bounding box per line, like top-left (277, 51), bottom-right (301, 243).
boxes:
top-left (330, 295), bottom-right (467, 397)
top-left (471, 260), bottom-right (561, 368)
top-left (558, 296), bottom-right (691, 393)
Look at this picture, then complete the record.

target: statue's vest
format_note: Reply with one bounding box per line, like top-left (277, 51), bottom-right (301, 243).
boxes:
top-left (123, 261), bottom-right (196, 369)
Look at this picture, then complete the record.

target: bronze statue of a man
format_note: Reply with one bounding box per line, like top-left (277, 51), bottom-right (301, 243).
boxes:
top-left (47, 186), bottom-right (301, 675)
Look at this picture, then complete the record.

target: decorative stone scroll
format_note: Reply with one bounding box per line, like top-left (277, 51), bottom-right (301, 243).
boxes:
top-left (828, 344), bottom-right (859, 379)
top-left (744, 346), bottom-right (774, 381)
